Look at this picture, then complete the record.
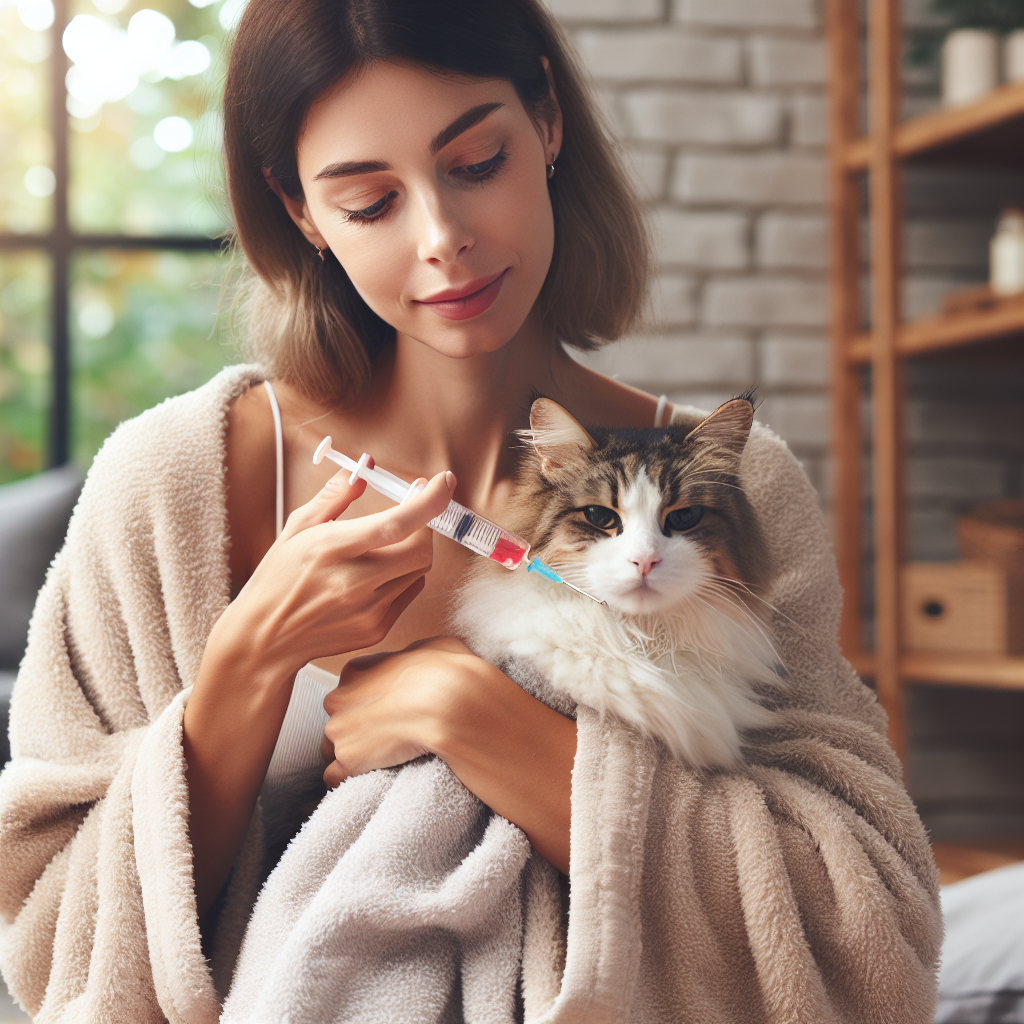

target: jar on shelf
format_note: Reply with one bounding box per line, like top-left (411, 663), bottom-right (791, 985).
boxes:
top-left (990, 208), bottom-right (1024, 296)
top-left (942, 28), bottom-right (999, 106)
top-left (1005, 29), bottom-right (1024, 82)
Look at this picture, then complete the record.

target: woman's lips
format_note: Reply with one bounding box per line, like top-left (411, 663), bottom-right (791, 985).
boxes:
top-left (416, 269), bottom-right (508, 321)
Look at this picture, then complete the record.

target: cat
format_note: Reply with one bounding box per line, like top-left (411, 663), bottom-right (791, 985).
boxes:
top-left (454, 392), bottom-right (782, 769)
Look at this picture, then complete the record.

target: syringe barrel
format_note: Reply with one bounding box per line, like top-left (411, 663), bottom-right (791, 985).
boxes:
top-left (428, 500), bottom-right (530, 569)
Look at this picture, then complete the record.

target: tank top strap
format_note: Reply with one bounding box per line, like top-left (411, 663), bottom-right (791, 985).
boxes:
top-left (263, 380), bottom-right (284, 539)
top-left (655, 393), bottom-right (673, 427)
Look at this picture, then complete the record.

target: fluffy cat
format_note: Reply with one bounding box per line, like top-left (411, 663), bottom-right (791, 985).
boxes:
top-left (454, 393), bottom-right (782, 769)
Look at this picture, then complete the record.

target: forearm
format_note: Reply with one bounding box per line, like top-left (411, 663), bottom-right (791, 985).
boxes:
top-left (432, 661), bottom-right (576, 874)
top-left (183, 614), bottom-right (296, 918)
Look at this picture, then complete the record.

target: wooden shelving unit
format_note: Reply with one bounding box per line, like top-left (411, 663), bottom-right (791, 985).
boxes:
top-left (826, 0), bottom-right (1024, 762)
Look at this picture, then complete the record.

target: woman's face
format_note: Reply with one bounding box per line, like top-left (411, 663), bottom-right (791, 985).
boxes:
top-left (284, 60), bottom-right (561, 360)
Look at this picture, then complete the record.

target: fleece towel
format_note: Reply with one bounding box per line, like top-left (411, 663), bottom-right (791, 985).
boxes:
top-left (0, 366), bottom-right (942, 1023)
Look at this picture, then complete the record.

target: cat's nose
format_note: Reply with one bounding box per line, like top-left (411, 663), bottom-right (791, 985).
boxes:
top-left (631, 555), bottom-right (661, 579)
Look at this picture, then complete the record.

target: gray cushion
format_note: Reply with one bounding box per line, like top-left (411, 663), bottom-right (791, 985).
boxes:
top-left (0, 670), bottom-right (13, 767)
top-left (937, 862), bottom-right (1024, 1023)
top-left (0, 465), bottom-right (82, 670)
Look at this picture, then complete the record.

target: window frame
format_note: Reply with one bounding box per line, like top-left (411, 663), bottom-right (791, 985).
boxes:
top-left (0, 0), bottom-right (221, 468)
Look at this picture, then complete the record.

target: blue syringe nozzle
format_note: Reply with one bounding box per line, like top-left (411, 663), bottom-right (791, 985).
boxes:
top-left (526, 557), bottom-right (606, 605)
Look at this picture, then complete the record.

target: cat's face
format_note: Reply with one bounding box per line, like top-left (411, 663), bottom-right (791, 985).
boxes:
top-left (514, 398), bottom-right (769, 617)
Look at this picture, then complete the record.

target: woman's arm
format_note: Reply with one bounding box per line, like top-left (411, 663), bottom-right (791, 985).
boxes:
top-left (184, 469), bottom-right (455, 918)
top-left (320, 638), bottom-right (576, 874)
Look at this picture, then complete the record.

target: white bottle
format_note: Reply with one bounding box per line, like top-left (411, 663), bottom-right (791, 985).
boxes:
top-left (1004, 30), bottom-right (1024, 82)
top-left (942, 29), bottom-right (999, 106)
top-left (990, 209), bottom-right (1024, 296)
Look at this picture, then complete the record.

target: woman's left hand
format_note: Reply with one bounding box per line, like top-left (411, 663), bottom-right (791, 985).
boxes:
top-left (320, 636), bottom-right (577, 874)
top-left (320, 635), bottom-right (480, 787)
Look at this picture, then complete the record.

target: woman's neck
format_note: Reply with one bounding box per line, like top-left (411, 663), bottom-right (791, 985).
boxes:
top-left (346, 311), bottom-right (580, 505)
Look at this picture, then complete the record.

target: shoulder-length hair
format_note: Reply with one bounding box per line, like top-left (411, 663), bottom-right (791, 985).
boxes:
top-left (224, 0), bottom-right (650, 403)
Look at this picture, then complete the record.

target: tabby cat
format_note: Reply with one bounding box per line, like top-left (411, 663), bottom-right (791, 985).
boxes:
top-left (455, 392), bottom-right (782, 768)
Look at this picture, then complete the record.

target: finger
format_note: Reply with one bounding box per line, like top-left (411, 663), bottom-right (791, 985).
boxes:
top-left (282, 467), bottom-right (369, 538)
top-left (323, 760), bottom-right (347, 789)
top-left (351, 471), bottom-right (455, 550)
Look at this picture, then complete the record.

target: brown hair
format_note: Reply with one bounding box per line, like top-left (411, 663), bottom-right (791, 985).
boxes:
top-left (223, 0), bottom-right (650, 403)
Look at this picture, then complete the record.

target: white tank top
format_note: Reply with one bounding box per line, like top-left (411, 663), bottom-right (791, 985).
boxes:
top-left (260, 381), bottom-right (674, 800)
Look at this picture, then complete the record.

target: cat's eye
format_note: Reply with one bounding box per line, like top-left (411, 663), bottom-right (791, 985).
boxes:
top-left (665, 506), bottom-right (704, 533)
top-left (583, 505), bottom-right (621, 531)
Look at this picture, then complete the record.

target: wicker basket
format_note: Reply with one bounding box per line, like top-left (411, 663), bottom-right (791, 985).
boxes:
top-left (956, 499), bottom-right (1024, 572)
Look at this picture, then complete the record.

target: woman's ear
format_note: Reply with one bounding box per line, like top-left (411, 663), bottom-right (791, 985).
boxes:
top-left (538, 56), bottom-right (563, 165)
top-left (263, 168), bottom-right (329, 252)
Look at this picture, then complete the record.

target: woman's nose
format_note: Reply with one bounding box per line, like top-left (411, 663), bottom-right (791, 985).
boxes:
top-left (415, 193), bottom-right (474, 265)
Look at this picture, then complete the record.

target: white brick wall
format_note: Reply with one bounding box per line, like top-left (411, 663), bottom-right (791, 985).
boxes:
top-left (551, 0), bottom-right (831, 487)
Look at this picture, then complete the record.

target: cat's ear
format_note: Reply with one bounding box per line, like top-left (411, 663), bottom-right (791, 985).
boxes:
top-left (526, 398), bottom-right (595, 475)
top-left (685, 396), bottom-right (754, 456)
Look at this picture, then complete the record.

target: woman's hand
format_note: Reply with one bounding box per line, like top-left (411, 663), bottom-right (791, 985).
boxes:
top-left (216, 465), bottom-right (455, 681)
top-left (185, 463), bottom-right (455, 919)
top-left (319, 637), bottom-right (577, 874)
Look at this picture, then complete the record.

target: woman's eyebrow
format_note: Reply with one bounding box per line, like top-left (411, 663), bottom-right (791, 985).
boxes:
top-left (312, 102), bottom-right (504, 180)
top-left (430, 102), bottom-right (503, 154)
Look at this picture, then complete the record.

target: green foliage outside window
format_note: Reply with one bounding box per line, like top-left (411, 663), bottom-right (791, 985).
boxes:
top-left (1, 0), bottom-right (243, 483)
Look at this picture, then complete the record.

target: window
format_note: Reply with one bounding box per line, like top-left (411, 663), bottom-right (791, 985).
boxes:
top-left (0, 0), bottom-right (239, 483)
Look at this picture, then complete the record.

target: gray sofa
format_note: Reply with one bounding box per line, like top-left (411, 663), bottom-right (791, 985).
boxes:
top-left (0, 465), bottom-right (83, 766)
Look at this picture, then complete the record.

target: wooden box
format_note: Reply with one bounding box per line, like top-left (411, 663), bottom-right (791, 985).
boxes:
top-left (957, 499), bottom-right (1024, 574)
top-left (901, 561), bottom-right (1024, 655)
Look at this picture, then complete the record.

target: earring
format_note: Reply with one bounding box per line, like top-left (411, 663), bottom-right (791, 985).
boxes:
top-left (547, 162), bottom-right (555, 179)
top-left (315, 245), bottom-right (327, 262)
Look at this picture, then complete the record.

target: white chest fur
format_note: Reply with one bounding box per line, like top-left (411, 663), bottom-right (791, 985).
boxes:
top-left (454, 565), bottom-right (781, 769)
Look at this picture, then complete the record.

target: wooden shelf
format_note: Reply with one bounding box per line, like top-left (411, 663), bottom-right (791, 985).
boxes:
top-left (847, 294), bottom-right (1024, 363)
top-left (850, 650), bottom-right (1024, 689)
top-left (844, 80), bottom-right (1024, 170)
top-left (932, 841), bottom-right (1024, 885)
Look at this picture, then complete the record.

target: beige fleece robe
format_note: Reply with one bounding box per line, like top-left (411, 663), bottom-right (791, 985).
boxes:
top-left (0, 365), bottom-right (942, 1023)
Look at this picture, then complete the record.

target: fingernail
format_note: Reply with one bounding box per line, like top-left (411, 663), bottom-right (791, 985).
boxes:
top-left (444, 471), bottom-right (456, 494)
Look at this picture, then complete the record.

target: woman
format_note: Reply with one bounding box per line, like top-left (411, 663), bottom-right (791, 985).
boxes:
top-left (0, 1), bottom-right (941, 1021)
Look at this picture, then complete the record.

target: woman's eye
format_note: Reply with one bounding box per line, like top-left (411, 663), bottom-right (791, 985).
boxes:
top-left (455, 148), bottom-right (506, 180)
top-left (583, 506), bottom-right (621, 531)
top-left (665, 506), bottom-right (705, 534)
top-left (343, 190), bottom-right (397, 223)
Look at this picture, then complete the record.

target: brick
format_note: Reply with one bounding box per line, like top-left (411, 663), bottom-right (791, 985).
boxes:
top-left (649, 273), bottom-right (698, 325)
top-left (748, 37), bottom-right (826, 86)
top-left (673, 153), bottom-right (827, 206)
top-left (623, 90), bottom-right (783, 145)
top-left (760, 333), bottom-right (829, 387)
top-left (627, 148), bottom-right (669, 202)
top-left (652, 208), bottom-right (749, 269)
top-left (702, 277), bottom-right (827, 327)
top-left (906, 457), bottom-right (1005, 500)
top-left (756, 394), bottom-right (830, 447)
top-left (579, 334), bottom-right (756, 388)
top-left (791, 94), bottom-right (827, 147)
top-left (905, 219), bottom-right (991, 272)
top-left (575, 29), bottom-right (742, 83)
top-left (755, 213), bottom-right (827, 269)
top-left (547, 0), bottom-right (662, 22)
top-left (906, 397), bottom-right (1024, 446)
top-left (674, 0), bottom-right (818, 29)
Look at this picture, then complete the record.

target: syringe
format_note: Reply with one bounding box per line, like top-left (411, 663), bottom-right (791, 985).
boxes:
top-left (313, 437), bottom-right (604, 604)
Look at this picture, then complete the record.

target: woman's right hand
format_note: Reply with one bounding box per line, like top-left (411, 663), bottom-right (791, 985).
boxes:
top-left (214, 464), bottom-right (455, 680)
top-left (183, 462), bottom-right (454, 919)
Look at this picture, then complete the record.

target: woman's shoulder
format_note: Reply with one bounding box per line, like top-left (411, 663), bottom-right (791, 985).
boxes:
top-left (87, 364), bottom-right (264, 482)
